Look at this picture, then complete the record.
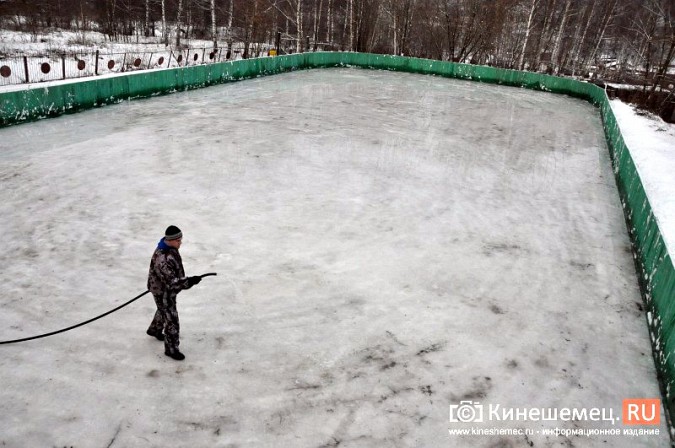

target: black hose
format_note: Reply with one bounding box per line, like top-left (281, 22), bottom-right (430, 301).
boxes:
top-left (0, 272), bottom-right (217, 345)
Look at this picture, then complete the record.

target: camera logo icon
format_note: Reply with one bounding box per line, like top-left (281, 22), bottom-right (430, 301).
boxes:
top-left (449, 400), bottom-right (484, 423)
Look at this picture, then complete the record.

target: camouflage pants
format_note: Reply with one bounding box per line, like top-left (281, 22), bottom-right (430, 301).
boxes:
top-left (147, 291), bottom-right (180, 354)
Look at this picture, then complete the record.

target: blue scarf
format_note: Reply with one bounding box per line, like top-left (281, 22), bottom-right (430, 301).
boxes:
top-left (157, 238), bottom-right (171, 251)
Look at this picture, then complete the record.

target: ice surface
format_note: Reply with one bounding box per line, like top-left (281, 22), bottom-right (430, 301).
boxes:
top-left (0, 68), bottom-right (668, 447)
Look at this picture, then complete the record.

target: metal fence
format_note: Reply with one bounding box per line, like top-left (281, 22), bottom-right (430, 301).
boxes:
top-left (0, 43), bottom-right (261, 86)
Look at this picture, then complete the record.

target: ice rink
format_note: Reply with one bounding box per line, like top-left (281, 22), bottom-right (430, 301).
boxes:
top-left (0, 68), bottom-right (668, 447)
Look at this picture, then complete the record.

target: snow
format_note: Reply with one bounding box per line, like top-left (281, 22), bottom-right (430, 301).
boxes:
top-left (609, 99), bottom-right (675, 258)
top-left (0, 29), bottom-right (255, 88)
top-left (0, 68), bottom-right (669, 446)
top-left (0, 28), bottom-right (217, 56)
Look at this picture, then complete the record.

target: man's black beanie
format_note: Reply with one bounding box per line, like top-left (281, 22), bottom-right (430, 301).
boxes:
top-left (165, 225), bottom-right (183, 241)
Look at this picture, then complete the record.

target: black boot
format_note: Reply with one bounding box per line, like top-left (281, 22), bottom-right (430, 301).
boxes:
top-left (146, 329), bottom-right (164, 341)
top-left (165, 349), bottom-right (185, 361)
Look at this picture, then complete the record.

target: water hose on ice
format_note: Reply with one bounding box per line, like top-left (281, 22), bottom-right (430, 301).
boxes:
top-left (0, 273), bottom-right (217, 345)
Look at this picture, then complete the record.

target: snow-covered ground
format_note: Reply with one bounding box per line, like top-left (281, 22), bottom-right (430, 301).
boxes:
top-left (0, 29), bottom-right (261, 87)
top-left (609, 100), bottom-right (675, 257)
top-left (0, 68), bottom-right (670, 447)
top-left (0, 28), bottom-right (230, 56)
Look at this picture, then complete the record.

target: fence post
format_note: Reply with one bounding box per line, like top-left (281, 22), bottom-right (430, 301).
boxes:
top-left (23, 56), bottom-right (29, 83)
top-left (61, 54), bottom-right (66, 80)
top-left (95, 50), bottom-right (99, 75)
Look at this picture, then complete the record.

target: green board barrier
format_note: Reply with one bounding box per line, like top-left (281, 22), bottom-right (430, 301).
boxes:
top-left (0, 52), bottom-right (606, 128)
top-left (1, 52), bottom-right (674, 426)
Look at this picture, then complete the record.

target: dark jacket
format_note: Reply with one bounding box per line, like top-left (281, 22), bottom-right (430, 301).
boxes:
top-left (147, 238), bottom-right (192, 296)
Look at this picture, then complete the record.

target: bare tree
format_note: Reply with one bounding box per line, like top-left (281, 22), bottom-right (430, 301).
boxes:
top-left (211, 0), bottom-right (218, 49)
top-left (326, 0), bottom-right (333, 45)
top-left (646, 0), bottom-right (675, 94)
top-left (312, 0), bottom-right (324, 50)
top-left (229, 0), bottom-right (233, 28)
top-left (413, 0), bottom-right (446, 59)
top-left (518, 0), bottom-right (539, 69)
top-left (550, 0), bottom-right (571, 73)
top-left (385, 0), bottom-right (417, 56)
top-left (0, 0), bottom-right (669, 96)
top-left (532, 0), bottom-right (556, 70)
top-left (145, 0), bottom-right (151, 36)
top-left (587, 0), bottom-right (618, 69)
top-left (267, 0), bottom-right (304, 53)
top-left (569, 1), bottom-right (595, 76)
top-left (297, 0), bottom-right (303, 51)
top-left (161, 0), bottom-right (168, 44)
top-left (104, 0), bottom-right (119, 39)
top-left (175, 0), bottom-right (185, 47)
top-left (625, 0), bottom-right (675, 94)
top-left (348, 0), bottom-right (354, 51)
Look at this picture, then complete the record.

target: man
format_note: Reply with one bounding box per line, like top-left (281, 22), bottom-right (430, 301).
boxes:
top-left (146, 225), bottom-right (201, 360)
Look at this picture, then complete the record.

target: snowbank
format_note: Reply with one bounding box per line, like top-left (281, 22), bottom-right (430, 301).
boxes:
top-left (610, 99), bottom-right (675, 258)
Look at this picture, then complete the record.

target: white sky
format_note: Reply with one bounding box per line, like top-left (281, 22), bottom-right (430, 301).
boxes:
top-left (0, 68), bottom-right (670, 447)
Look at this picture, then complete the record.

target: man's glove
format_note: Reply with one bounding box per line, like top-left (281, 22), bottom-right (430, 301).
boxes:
top-left (187, 276), bottom-right (202, 287)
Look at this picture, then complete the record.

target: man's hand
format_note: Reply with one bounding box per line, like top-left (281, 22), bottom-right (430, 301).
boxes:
top-left (187, 276), bottom-right (202, 287)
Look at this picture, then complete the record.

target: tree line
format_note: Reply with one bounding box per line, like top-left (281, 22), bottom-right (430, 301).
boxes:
top-left (1, 0), bottom-right (673, 89)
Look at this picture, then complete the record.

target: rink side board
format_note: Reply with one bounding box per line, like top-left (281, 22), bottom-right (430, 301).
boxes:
top-left (1, 52), bottom-right (674, 430)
